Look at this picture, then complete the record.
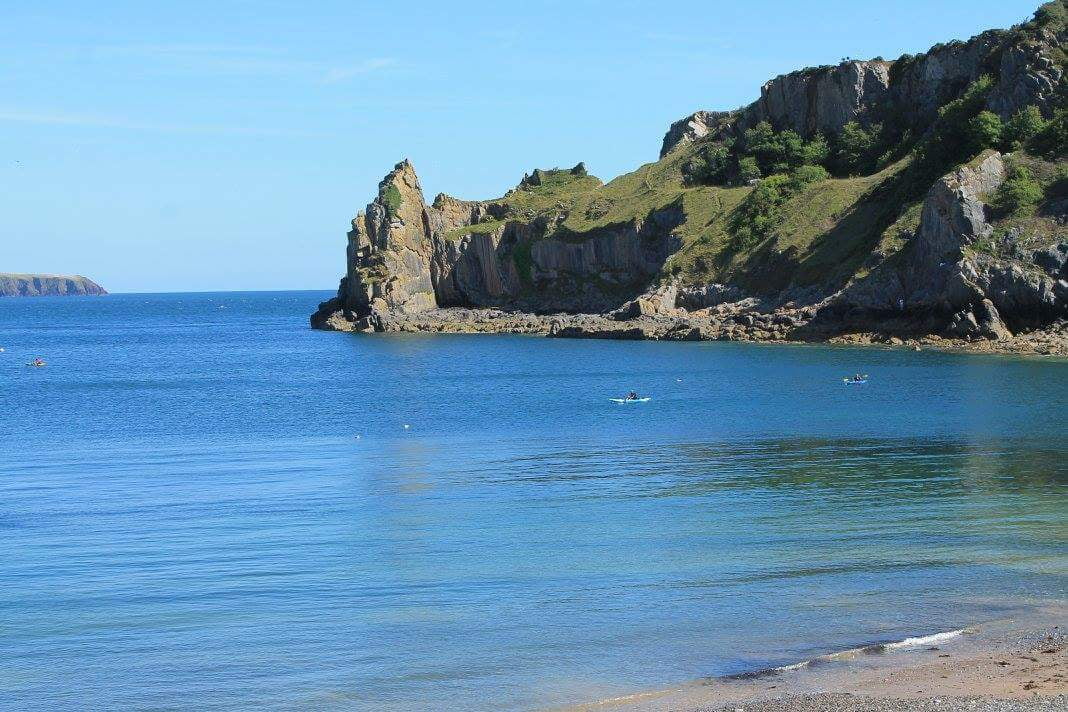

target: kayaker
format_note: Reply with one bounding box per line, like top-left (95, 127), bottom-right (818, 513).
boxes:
top-left (627, 391), bottom-right (638, 400)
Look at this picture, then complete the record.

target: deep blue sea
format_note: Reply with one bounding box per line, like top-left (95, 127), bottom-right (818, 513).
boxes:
top-left (1, 291), bottom-right (1065, 711)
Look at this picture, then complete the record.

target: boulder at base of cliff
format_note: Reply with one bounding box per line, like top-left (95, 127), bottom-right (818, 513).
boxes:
top-left (608, 285), bottom-right (678, 320)
top-left (945, 298), bottom-right (1013, 340)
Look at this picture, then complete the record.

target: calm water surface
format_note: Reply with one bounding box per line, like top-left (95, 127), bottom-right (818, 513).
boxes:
top-left (1, 292), bottom-right (1065, 711)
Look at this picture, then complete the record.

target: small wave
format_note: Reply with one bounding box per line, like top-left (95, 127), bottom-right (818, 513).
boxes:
top-left (722, 627), bottom-right (967, 681)
top-left (883, 629), bottom-right (966, 650)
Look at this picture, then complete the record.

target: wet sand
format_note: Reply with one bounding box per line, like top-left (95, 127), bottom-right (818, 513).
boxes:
top-left (557, 605), bottom-right (1067, 712)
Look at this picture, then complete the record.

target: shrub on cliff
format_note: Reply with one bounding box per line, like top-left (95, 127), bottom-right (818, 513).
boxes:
top-left (832, 121), bottom-right (878, 176)
top-left (968, 111), bottom-right (1003, 153)
top-left (738, 156), bottom-right (762, 183)
top-left (731, 174), bottom-right (791, 247)
top-left (383, 184), bottom-right (403, 217)
top-left (1028, 107), bottom-right (1068, 158)
top-left (801, 133), bottom-right (831, 167)
top-left (687, 145), bottom-right (733, 184)
top-left (787, 164), bottom-right (830, 189)
top-left (1045, 165), bottom-right (1068, 200)
top-left (730, 165), bottom-right (829, 247)
top-left (742, 122), bottom-right (831, 175)
top-left (913, 75), bottom-right (995, 177)
top-left (992, 165), bottom-right (1044, 216)
top-left (688, 124), bottom-right (832, 186)
top-left (1004, 106), bottom-right (1048, 150)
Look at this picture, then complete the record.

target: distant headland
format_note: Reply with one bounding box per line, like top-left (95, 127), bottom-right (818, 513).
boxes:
top-left (0, 273), bottom-right (107, 297)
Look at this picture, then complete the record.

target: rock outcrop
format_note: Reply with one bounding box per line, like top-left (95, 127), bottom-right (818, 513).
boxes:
top-left (661, 14), bottom-right (1066, 154)
top-left (744, 60), bottom-right (891, 138)
top-left (659, 111), bottom-right (732, 158)
top-left (815, 151), bottom-right (1068, 340)
top-left (313, 162), bottom-right (686, 328)
top-left (0, 273), bottom-right (107, 297)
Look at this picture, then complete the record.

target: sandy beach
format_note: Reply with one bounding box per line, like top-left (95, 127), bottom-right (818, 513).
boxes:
top-left (559, 605), bottom-right (1067, 712)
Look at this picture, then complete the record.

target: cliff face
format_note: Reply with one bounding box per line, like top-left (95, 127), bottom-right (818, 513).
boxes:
top-left (313, 161), bottom-right (684, 328)
top-left (314, 2), bottom-right (1067, 348)
top-left (740, 60), bottom-right (892, 140)
top-left (0, 273), bottom-right (107, 297)
top-left (661, 19), bottom-right (1066, 156)
top-left (338, 160), bottom-right (437, 321)
top-left (821, 150), bottom-right (1067, 338)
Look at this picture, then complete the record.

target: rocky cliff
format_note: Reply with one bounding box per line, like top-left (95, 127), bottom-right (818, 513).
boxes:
top-left (660, 13), bottom-right (1066, 156)
top-left (313, 160), bottom-right (682, 328)
top-left (809, 150), bottom-right (1066, 340)
top-left (313, 2), bottom-right (1068, 354)
top-left (0, 273), bottom-right (107, 297)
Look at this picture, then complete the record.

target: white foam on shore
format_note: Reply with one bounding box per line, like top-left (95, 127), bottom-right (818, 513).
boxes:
top-left (723, 627), bottom-right (971, 681)
top-left (558, 627), bottom-right (975, 709)
top-left (883, 628), bottom-right (966, 650)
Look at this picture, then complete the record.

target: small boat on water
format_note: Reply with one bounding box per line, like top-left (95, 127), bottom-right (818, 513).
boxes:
top-left (610, 393), bottom-right (650, 403)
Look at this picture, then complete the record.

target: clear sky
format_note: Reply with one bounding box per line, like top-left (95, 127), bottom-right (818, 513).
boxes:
top-left (0, 0), bottom-right (1044, 293)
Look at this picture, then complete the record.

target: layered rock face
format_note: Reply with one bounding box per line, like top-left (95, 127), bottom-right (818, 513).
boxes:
top-left (313, 163), bottom-right (682, 329)
top-left (0, 273), bottom-right (107, 297)
top-left (341, 160), bottom-right (436, 319)
top-left (661, 22), bottom-right (1066, 155)
top-left (743, 60), bottom-right (891, 138)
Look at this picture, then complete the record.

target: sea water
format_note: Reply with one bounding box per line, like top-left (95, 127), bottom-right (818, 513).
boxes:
top-left (0, 292), bottom-right (1065, 711)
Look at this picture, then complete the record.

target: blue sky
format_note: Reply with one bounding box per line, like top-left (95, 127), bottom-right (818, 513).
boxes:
top-left (0, 0), bottom-right (1044, 292)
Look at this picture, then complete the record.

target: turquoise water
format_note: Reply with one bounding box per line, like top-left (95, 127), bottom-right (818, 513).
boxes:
top-left (1, 291), bottom-right (1065, 711)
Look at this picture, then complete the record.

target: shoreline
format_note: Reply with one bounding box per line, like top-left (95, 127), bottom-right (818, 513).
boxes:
top-left (555, 604), bottom-right (1067, 712)
top-left (313, 305), bottom-right (1068, 359)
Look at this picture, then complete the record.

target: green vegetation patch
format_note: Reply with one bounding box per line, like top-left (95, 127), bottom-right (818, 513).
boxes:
top-left (444, 219), bottom-right (506, 241)
top-left (992, 164), bottom-right (1044, 216)
top-left (493, 171), bottom-right (603, 217)
top-left (382, 184), bottom-right (403, 216)
top-left (512, 239), bottom-right (533, 284)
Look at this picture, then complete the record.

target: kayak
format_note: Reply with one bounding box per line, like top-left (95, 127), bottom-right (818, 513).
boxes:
top-left (609, 397), bottom-right (651, 403)
top-left (843, 378), bottom-right (867, 384)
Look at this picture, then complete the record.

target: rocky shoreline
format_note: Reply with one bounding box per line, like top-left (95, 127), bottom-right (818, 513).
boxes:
top-left (312, 298), bottom-right (1068, 358)
top-left (312, 149), bottom-right (1067, 356)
